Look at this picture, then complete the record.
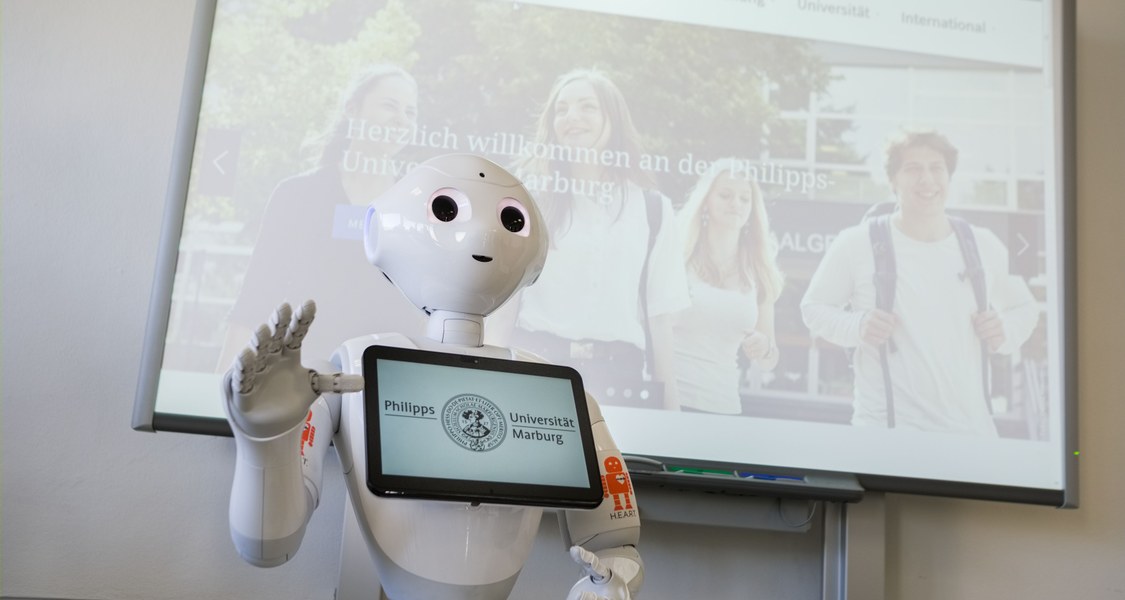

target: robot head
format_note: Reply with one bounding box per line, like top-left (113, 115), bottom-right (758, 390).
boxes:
top-left (363, 154), bottom-right (548, 317)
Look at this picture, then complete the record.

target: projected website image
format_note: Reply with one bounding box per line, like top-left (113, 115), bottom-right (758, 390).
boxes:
top-left (157, 0), bottom-right (1055, 447)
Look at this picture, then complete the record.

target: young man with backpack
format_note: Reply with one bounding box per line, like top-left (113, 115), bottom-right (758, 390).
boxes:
top-left (800, 131), bottom-right (1039, 435)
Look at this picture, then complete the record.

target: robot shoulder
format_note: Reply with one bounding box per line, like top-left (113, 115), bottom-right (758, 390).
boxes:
top-left (331, 333), bottom-right (419, 372)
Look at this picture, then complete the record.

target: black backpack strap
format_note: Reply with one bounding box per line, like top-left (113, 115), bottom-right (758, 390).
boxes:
top-left (639, 190), bottom-right (662, 378)
top-left (949, 216), bottom-right (987, 311)
top-left (868, 213), bottom-right (897, 427)
top-left (869, 214), bottom-right (897, 313)
top-left (949, 215), bottom-right (992, 414)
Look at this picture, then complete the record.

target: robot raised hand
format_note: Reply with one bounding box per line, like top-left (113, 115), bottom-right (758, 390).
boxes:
top-left (222, 154), bottom-right (643, 599)
top-left (224, 300), bottom-right (362, 439)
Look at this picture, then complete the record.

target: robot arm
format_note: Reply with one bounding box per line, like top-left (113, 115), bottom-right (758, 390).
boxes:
top-left (221, 300), bottom-right (362, 567)
top-left (560, 395), bottom-right (643, 600)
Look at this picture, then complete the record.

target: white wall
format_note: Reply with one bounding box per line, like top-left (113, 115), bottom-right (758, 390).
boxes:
top-left (2, 2), bottom-right (341, 598)
top-left (2, 1), bottom-right (1123, 600)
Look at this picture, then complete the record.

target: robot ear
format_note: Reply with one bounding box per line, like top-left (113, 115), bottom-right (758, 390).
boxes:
top-left (363, 205), bottom-right (380, 266)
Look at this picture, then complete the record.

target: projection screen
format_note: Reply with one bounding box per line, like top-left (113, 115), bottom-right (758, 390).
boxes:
top-left (134, 0), bottom-right (1077, 506)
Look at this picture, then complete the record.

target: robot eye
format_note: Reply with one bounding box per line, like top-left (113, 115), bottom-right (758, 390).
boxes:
top-left (500, 207), bottom-right (524, 232)
top-left (431, 195), bottom-right (458, 222)
top-left (497, 198), bottom-right (531, 237)
top-left (427, 188), bottom-right (471, 223)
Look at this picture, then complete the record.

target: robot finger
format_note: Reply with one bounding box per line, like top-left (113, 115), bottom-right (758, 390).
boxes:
top-left (570, 545), bottom-right (610, 583)
top-left (262, 308), bottom-right (288, 357)
top-left (250, 324), bottom-right (273, 372)
top-left (270, 302), bottom-right (293, 340)
top-left (249, 324), bottom-right (269, 351)
top-left (284, 300), bottom-right (317, 351)
top-left (232, 347), bottom-right (257, 395)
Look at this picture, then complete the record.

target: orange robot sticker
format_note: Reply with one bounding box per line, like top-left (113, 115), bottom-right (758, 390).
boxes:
top-left (300, 410), bottom-right (316, 457)
top-left (601, 455), bottom-right (635, 519)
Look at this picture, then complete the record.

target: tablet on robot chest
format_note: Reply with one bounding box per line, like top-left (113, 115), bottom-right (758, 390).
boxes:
top-left (362, 345), bottom-right (603, 509)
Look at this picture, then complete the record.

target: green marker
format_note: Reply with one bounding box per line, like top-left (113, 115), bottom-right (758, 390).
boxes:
top-left (667, 466), bottom-right (733, 476)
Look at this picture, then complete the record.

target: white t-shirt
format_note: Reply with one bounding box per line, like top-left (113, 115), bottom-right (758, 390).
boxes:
top-left (673, 273), bottom-right (759, 414)
top-left (517, 183), bottom-right (691, 349)
top-left (800, 219), bottom-right (1039, 435)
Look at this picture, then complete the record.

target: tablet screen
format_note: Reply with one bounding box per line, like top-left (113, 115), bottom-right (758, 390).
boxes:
top-left (362, 345), bottom-right (603, 508)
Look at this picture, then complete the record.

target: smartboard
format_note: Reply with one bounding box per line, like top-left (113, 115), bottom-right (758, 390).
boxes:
top-left (134, 0), bottom-right (1077, 506)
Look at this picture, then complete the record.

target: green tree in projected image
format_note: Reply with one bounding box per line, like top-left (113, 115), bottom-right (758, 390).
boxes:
top-left (191, 0), bottom-right (421, 230)
top-left (406, 0), bottom-right (840, 204)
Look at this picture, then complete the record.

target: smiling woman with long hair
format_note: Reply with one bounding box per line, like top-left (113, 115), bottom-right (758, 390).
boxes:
top-left (508, 68), bottom-right (690, 410)
top-left (672, 158), bottom-right (784, 414)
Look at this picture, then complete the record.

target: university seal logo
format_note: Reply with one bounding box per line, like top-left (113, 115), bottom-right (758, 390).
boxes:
top-left (442, 394), bottom-right (506, 452)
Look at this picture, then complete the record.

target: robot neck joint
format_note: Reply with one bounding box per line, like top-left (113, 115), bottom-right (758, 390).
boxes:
top-left (425, 310), bottom-right (484, 347)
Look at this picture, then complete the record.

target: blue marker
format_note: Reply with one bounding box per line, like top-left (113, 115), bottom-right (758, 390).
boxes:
top-left (736, 472), bottom-right (804, 483)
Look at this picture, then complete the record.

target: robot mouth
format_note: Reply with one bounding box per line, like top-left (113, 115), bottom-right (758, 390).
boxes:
top-left (472, 255), bottom-right (493, 263)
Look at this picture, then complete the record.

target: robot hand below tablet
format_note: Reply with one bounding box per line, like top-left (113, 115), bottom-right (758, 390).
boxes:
top-left (222, 300), bottom-right (363, 439)
top-left (566, 545), bottom-right (633, 600)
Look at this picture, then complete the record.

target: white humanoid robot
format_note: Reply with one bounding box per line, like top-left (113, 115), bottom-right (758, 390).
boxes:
top-left (221, 154), bottom-right (644, 600)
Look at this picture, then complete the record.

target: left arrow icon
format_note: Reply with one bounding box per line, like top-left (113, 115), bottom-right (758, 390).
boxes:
top-left (213, 150), bottom-right (229, 175)
top-left (198, 129), bottom-right (241, 196)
